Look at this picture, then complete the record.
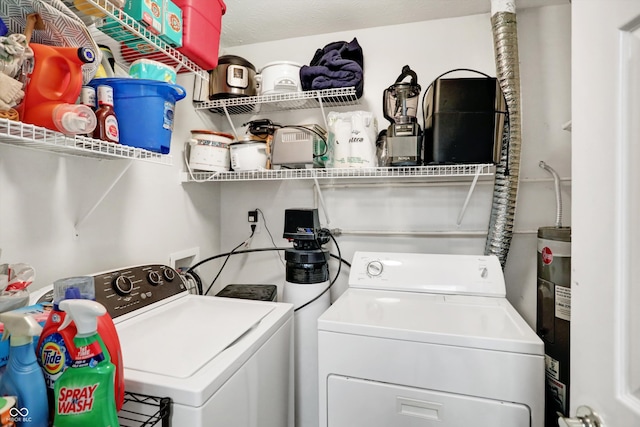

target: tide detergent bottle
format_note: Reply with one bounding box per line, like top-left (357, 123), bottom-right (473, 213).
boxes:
top-left (0, 311), bottom-right (48, 427)
top-left (37, 277), bottom-right (124, 425)
top-left (53, 299), bottom-right (119, 427)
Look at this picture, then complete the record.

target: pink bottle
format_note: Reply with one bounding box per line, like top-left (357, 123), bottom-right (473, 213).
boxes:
top-left (18, 44), bottom-right (95, 133)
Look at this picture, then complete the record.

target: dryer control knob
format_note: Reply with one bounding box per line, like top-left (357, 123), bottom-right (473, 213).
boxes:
top-left (163, 268), bottom-right (175, 282)
top-left (366, 260), bottom-right (384, 277)
top-left (147, 271), bottom-right (161, 285)
top-left (112, 275), bottom-right (134, 296)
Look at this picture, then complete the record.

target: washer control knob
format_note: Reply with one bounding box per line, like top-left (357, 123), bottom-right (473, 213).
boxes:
top-left (163, 268), bottom-right (175, 282)
top-left (366, 260), bottom-right (384, 277)
top-left (480, 267), bottom-right (489, 279)
top-left (112, 275), bottom-right (134, 296)
top-left (147, 271), bottom-right (161, 286)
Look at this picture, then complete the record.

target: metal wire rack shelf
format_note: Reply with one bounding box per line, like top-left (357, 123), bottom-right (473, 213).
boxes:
top-left (118, 391), bottom-right (171, 427)
top-left (195, 87), bottom-right (361, 115)
top-left (80, 0), bottom-right (208, 80)
top-left (183, 164), bottom-right (495, 183)
top-left (0, 119), bottom-right (172, 164)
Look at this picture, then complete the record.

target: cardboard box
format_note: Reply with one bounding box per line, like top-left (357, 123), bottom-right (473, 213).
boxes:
top-left (0, 303), bottom-right (51, 368)
top-left (124, 0), bottom-right (163, 35)
top-left (161, 0), bottom-right (183, 47)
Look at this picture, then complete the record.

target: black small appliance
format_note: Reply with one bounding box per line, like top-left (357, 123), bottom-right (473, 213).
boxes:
top-left (423, 75), bottom-right (505, 164)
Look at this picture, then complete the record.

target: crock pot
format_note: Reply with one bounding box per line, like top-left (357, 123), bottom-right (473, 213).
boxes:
top-left (257, 61), bottom-right (303, 95)
top-left (230, 138), bottom-right (268, 171)
top-left (188, 130), bottom-right (233, 172)
top-left (209, 55), bottom-right (257, 100)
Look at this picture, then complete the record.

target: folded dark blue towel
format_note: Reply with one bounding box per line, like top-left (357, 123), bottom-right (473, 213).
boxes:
top-left (300, 38), bottom-right (364, 98)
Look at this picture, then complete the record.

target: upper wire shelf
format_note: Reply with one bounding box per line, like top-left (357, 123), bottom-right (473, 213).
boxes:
top-left (183, 164), bottom-right (495, 183)
top-left (195, 87), bottom-right (361, 115)
top-left (0, 118), bottom-right (172, 164)
top-left (78, 0), bottom-right (208, 80)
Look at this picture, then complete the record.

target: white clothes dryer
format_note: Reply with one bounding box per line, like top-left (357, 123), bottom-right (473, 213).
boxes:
top-left (32, 264), bottom-right (294, 427)
top-left (318, 252), bottom-right (544, 427)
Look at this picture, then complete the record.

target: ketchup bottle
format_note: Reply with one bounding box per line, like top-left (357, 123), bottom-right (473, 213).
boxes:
top-left (93, 85), bottom-right (119, 143)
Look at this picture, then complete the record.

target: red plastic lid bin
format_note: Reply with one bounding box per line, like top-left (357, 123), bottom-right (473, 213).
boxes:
top-left (173, 0), bottom-right (226, 70)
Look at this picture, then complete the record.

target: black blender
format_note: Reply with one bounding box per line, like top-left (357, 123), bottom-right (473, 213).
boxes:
top-left (382, 65), bottom-right (423, 166)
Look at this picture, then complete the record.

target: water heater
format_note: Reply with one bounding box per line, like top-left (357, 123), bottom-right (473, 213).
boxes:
top-left (537, 226), bottom-right (571, 426)
top-left (536, 162), bottom-right (571, 427)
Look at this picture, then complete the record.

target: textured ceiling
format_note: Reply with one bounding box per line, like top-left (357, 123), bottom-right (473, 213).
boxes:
top-left (220, 0), bottom-right (569, 48)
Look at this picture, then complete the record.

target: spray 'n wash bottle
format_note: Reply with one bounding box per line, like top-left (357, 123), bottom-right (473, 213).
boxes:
top-left (0, 311), bottom-right (48, 427)
top-left (53, 299), bottom-right (119, 427)
top-left (37, 276), bottom-right (124, 425)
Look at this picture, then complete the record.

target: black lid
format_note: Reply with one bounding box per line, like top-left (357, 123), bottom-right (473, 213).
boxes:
top-left (218, 55), bottom-right (256, 71)
top-left (77, 47), bottom-right (96, 64)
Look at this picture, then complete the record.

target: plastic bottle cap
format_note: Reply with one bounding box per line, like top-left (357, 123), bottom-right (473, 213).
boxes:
top-left (53, 276), bottom-right (96, 306)
top-left (0, 311), bottom-right (42, 347)
top-left (59, 299), bottom-right (106, 337)
top-left (52, 104), bottom-right (97, 135)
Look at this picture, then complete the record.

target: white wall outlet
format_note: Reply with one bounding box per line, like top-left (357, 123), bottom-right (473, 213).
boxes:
top-left (169, 247), bottom-right (200, 272)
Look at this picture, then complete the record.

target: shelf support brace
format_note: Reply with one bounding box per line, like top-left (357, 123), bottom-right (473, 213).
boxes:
top-left (456, 165), bottom-right (482, 226)
top-left (317, 92), bottom-right (329, 131)
top-left (313, 174), bottom-right (331, 226)
top-left (74, 160), bottom-right (134, 239)
top-left (222, 104), bottom-right (240, 140)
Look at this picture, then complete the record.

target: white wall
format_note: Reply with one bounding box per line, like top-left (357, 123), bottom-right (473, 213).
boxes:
top-left (0, 80), bottom-right (223, 291)
top-left (0, 5), bottom-right (571, 331)
top-left (187, 5), bottom-right (572, 328)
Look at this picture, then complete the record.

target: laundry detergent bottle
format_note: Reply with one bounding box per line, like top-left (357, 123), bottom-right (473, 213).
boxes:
top-left (37, 276), bottom-right (124, 425)
top-left (18, 44), bottom-right (96, 134)
top-left (0, 311), bottom-right (48, 427)
top-left (53, 299), bottom-right (119, 427)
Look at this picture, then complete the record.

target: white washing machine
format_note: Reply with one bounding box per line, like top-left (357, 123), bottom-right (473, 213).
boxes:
top-left (32, 264), bottom-right (294, 427)
top-left (318, 252), bottom-right (544, 427)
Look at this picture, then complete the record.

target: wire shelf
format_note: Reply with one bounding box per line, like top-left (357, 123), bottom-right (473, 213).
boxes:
top-left (78, 0), bottom-right (208, 79)
top-left (0, 118), bottom-right (172, 164)
top-left (184, 164), bottom-right (495, 183)
top-left (118, 391), bottom-right (171, 427)
top-left (195, 87), bottom-right (361, 115)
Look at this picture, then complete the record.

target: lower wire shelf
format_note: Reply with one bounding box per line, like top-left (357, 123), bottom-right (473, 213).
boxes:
top-left (118, 391), bottom-right (171, 427)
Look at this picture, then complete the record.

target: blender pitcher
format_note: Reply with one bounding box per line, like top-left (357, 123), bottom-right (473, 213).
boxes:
top-left (382, 65), bottom-right (423, 166)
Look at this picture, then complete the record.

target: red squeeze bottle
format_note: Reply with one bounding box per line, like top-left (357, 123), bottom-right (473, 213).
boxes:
top-left (36, 281), bottom-right (125, 424)
top-left (93, 85), bottom-right (120, 143)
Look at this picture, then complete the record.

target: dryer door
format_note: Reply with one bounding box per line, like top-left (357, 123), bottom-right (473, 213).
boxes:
top-left (327, 375), bottom-right (531, 427)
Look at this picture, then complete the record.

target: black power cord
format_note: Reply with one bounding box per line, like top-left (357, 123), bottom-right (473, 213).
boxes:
top-left (185, 232), bottom-right (350, 311)
top-left (201, 226), bottom-right (255, 296)
top-left (292, 229), bottom-right (342, 312)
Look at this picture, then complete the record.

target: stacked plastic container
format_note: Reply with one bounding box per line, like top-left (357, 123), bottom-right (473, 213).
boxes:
top-left (173, 0), bottom-right (226, 70)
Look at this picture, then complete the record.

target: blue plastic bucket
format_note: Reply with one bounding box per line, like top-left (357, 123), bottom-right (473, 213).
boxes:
top-left (89, 78), bottom-right (186, 154)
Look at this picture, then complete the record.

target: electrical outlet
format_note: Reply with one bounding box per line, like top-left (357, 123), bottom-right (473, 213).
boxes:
top-left (248, 210), bottom-right (258, 223)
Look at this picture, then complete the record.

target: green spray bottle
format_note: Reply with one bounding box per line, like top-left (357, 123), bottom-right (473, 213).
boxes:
top-left (53, 299), bottom-right (119, 427)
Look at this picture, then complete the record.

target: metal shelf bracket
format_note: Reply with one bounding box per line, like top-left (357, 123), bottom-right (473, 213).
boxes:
top-left (456, 165), bottom-right (483, 226)
top-left (74, 160), bottom-right (133, 239)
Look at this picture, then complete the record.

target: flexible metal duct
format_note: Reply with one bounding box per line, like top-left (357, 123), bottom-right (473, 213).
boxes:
top-left (484, 0), bottom-right (522, 267)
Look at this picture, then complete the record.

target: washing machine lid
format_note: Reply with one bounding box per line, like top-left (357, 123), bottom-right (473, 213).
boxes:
top-left (348, 252), bottom-right (506, 297)
top-left (115, 294), bottom-right (276, 379)
top-left (318, 288), bottom-right (543, 355)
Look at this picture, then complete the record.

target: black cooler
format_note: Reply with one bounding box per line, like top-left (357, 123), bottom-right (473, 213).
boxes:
top-left (423, 77), bottom-right (505, 164)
